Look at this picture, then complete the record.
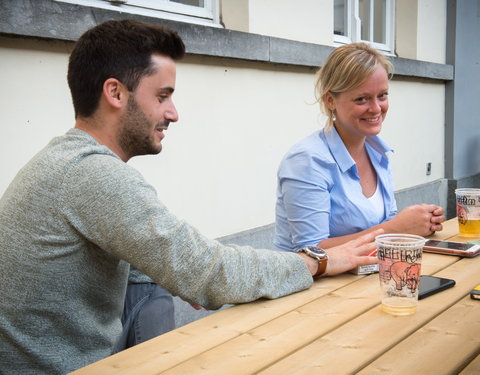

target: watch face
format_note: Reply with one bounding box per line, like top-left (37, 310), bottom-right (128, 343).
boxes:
top-left (302, 246), bottom-right (329, 277)
top-left (304, 246), bottom-right (327, 259)
top-left (306, 246), bottom-right (321, 254)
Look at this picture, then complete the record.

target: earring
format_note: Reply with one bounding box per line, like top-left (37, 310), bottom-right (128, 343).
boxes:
top-left (332, 110), bottom-right (336, 122)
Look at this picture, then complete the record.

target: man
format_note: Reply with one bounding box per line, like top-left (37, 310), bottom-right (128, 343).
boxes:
top-left (0, 19), bottom-right (380, 374)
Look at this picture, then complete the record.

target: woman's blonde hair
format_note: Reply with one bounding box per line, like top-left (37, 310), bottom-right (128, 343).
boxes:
top-left (315, 42), bottom-right (393, 131)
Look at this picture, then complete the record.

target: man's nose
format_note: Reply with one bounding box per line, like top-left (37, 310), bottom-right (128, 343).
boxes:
top-left (165, 102), bottom-right (179, 122)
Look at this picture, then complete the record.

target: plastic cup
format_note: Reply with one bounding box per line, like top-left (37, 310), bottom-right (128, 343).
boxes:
top-left (455, 188), bottom-right (480, 237)
top-left (375, 234), bottom-right (425, 316)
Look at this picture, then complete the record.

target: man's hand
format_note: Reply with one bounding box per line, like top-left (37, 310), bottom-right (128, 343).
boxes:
top-left (190, 303), bottom-right (204, 310)
top-left (322, 229), bottom-right (382, 276)
top-left (298, 229), bottom-right (383, 277)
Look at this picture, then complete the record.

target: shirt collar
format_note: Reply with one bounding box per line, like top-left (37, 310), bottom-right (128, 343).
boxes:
top-left (365, 134), bottom-right (394, 166)
top-left (322, 126), bottom-right (393, 173)
top-left (323, 126), bottom-right (354, 173)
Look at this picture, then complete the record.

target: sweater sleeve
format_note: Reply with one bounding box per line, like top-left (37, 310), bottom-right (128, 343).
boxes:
top-left (61, 154), bottom-right (312, 310)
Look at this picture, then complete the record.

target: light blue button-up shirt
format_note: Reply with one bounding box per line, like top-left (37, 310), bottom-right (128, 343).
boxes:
top-left (274, 127), bottom-right (397, 252)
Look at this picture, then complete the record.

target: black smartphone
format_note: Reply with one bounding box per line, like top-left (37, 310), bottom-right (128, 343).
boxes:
top-left (418, 275), bottom-right (456, 300)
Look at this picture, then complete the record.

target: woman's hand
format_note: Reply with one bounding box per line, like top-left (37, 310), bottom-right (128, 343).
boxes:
top-left (388, 204), bottom-right (445, 236)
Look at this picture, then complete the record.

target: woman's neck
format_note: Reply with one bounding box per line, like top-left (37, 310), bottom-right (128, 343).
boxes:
top-left (334, 124), bottom-right (367, 159)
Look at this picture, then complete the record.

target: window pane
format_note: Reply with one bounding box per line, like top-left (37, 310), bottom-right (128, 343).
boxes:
top-left (333, 0), bottom-right (393, 52)
top-left (170, 0), bottom-right (204, 6)
top-left (334, 0), bottom-right (347, 36)
top-left (373, 0), bottom-right (386, 44)
top-left (359, 0), bottom-right (371, 41)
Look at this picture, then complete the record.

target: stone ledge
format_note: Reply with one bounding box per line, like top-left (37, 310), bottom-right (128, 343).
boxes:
top-left (0, 0), bottom-right (453, 81)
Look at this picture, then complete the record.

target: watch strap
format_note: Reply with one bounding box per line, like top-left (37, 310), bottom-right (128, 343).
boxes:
top-left (314, 256), bottom-right (328, 277)
top-left (301, 246), bottom-right (328, 277)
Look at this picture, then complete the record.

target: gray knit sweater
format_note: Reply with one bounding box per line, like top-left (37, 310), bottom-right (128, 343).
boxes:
top-left (0, 129), bottom-right (312, 374)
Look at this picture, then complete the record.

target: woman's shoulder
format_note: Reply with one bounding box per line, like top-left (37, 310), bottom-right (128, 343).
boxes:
top-left (279, 130), bottom-right (337, 177)
top-left (285, 130), bottom-right (333, 160)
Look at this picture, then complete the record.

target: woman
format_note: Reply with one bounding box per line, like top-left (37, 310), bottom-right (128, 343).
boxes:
top-left (274, 42), bottom-right (444, 252)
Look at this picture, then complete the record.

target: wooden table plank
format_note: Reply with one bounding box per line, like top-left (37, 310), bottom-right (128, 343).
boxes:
top-left (257, 254), bottom-right (480, 375)
top-left (158, 276), bottom-right (383, 375)
top-left (70, 273), bottom-right (365, 375)
top-left (70, 218), bottom-right (470, 375)
top-left (357, 295), bottom-right (480, 374)
top-left (459, 354), bottom-right (480, 375)
top-left (150, 254), bottom-right (458, 375)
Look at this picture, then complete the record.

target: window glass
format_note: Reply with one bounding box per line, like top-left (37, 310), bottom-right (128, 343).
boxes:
top-left (334, 0), bottom-right (347, 37)
top-left (359, 0), bottom-right (370, 42)
top-left (333, 0), bottom-right (393, 53)
top-left (373, 0), bottom-right (386, 44)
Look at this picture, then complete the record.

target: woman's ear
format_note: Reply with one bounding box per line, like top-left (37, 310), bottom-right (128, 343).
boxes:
top-left (102, 78), bottom-right (127, 109)
top-left (323, 92), bottom-right (335, 111)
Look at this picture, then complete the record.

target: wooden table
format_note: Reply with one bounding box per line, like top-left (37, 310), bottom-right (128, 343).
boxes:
top-left (71, 218), bottom-right (480, 375)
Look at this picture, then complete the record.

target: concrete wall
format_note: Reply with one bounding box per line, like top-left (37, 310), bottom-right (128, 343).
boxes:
top-left (0, 35), bottom-right (448, 238)
top-left (1, 1), bottom-right (474, 239)
top-left (0, 1), bottom-right (456, 239)
top-left (248, 0), bottom-right (333, 46)
top-left (396, 0), bottom-right (447, 64)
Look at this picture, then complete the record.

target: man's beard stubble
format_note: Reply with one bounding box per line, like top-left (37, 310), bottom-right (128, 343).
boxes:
top-left (118, 95), bottom-right (163, 159)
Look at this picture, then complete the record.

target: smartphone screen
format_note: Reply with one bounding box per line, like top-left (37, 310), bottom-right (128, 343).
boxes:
top-left (424, 240), bottom-right (475, 251)
top-left (418, 275), bottom-right (455, 300)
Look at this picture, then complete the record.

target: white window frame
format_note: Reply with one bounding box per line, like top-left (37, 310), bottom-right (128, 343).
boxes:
top-left (55, 0), bottom-right (221, 27)
top-left (333, 0), bottom-right (395, 54)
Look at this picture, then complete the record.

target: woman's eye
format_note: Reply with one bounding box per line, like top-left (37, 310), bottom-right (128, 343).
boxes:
top-left (355, 97), bottom-right (367, 103)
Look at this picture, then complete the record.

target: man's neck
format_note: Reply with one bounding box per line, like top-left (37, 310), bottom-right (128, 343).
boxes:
top-left (74, 117), bottom-right (129, 162)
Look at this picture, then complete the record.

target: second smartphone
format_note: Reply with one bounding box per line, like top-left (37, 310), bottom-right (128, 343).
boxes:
top-left (418, 275), bottom-right (456, 300)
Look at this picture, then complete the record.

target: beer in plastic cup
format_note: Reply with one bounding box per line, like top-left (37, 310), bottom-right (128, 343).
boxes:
top-left (376, 234), bottom-right (425, 316)
top-left (455, 188), bottom-right (480, 237)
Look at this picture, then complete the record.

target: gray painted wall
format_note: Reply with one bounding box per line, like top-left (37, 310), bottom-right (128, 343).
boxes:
top-left (446, 0), bottom-right (480, 180)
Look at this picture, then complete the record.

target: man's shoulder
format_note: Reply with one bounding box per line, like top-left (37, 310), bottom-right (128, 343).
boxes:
top-left (51, 129), bottom-right (117, 159)
top-left (67, 152), bottom-right (142, 191)
top-left (45, 130), bottom-right (145, 193)
top-left (50, 129), bottom-right (130, 174)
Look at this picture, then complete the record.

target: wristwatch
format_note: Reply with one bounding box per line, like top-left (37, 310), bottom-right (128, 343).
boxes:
top-left (300, 246), bottom-right (329, 277)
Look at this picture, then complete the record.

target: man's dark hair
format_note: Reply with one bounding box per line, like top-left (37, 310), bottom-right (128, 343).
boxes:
top-left (67, 19), bottom-right (185, 118)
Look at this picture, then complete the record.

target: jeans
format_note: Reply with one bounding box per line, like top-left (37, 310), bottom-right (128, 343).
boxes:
top-left (113, 283), bottom-right (175, 353)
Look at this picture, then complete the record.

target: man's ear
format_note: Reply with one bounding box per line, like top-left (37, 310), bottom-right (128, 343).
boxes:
top-left (102, 78), bottom-right (127, 109)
